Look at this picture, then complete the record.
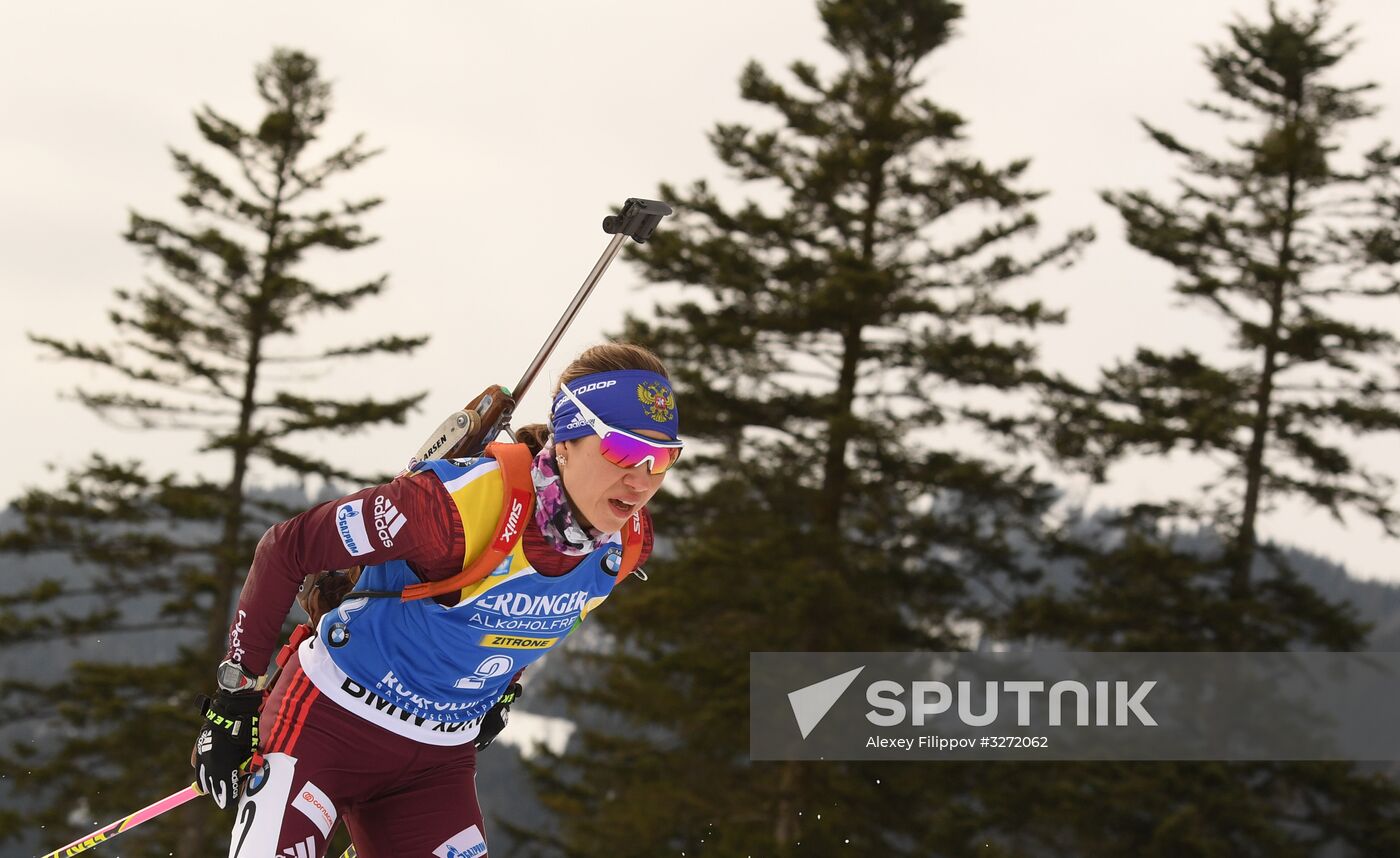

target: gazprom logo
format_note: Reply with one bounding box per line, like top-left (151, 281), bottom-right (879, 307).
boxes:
top-left (335, 499), bottom-right (371, 557)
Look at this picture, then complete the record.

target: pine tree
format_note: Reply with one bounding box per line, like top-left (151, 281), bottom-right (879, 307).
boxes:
top-left (1011, 3), bottom-right (1400, 854)
top-left (1037, 0), bottom-right (1400, 661)
top-left (508, 1), bottom-right (1092, 854)
top-left (0, 48), bottom-right (426, 854)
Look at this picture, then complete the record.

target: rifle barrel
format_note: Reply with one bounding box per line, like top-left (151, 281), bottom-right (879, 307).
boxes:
top-left (512, 230), bottom-right (628, 405)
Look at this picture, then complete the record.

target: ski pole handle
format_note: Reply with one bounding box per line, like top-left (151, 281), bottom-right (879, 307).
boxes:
top-left (510, 230), bottom-right (626, 409)
top-left (39, 783), bottom-right (203, 858)
top-left (408, 198), bottom-right (672, 467)
top-left (601, 197), bottom-right (671, 243)
top-left (510, 198), bottom-right (673, 409)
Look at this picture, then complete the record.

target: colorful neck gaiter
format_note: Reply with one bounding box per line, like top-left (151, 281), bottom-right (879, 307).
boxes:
top-left (531, 441), bottom-right (606, 556)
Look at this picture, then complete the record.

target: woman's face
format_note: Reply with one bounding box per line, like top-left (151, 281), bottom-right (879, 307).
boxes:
top-left (557, 430), bottom-right (670, 533)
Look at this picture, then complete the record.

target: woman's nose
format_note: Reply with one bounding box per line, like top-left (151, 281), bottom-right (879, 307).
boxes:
top-left (622, 467), bottom-right (660, 491)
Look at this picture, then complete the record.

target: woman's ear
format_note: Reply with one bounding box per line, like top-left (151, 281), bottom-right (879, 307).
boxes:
top-left (555, 440), bottom-right (570, 468)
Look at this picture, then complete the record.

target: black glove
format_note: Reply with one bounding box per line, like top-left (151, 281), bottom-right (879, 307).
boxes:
top-left (475, 682), bottom-right (522, 751)
top-left (192, 691), bottom-right (261, 810)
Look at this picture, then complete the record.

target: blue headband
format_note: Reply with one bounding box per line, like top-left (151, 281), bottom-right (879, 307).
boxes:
top-left (550, 370), bottom-right (680, 442)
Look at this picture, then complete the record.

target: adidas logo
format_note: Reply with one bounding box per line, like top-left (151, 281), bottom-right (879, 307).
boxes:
top-left (373, 495), bottom-right (408, 548)
top-left (281, 835), bottom-right (317, 858)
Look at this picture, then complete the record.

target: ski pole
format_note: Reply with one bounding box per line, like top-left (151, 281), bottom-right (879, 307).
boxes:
top-left (511, 197), bottom-right (673, 408)
top-left (38, 783), bottom-right (203, 858)
top-left (348, 198), bottom-right (672, 858)
top-left (407, 197), bottom-right (673, 467)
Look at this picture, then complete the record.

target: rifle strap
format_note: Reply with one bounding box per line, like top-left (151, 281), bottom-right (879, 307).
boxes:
top-left (400, 441), bottom-right (536, 602)
top-left (615, 510), bottom-right (644, 584)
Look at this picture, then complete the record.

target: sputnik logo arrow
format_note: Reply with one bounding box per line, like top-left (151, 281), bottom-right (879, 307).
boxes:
top-left (788, 666), bottom-right (865, 739)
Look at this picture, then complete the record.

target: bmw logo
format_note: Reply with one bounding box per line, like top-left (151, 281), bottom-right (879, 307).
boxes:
top-left (246, 759), bottom-right (270, 796)
top-left (603, 549), bottom-right (622, 574)
top-left (329, 624), bottom-right (350, 647)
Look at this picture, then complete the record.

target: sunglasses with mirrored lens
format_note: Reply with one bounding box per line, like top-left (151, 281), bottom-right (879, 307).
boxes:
top-left (557, 382), bottom-right (683, 475)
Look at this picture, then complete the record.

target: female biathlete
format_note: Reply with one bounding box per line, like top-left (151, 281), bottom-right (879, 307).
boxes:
top-left (190, 343), bottom-right (681, 857)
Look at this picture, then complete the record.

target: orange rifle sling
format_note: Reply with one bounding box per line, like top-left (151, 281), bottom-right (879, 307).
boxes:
top-left (400, 441), bottom-right (536, 603)
top-left (615, 510), bottom-right (645, 585)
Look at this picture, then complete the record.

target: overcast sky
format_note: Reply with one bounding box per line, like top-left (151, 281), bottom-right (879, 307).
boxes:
top-left (3, 0), bottom-right (1397, 581)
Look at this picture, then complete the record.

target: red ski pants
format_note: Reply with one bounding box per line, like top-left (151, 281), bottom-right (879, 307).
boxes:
top-left (227, 649), bottom-right (489, 858)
